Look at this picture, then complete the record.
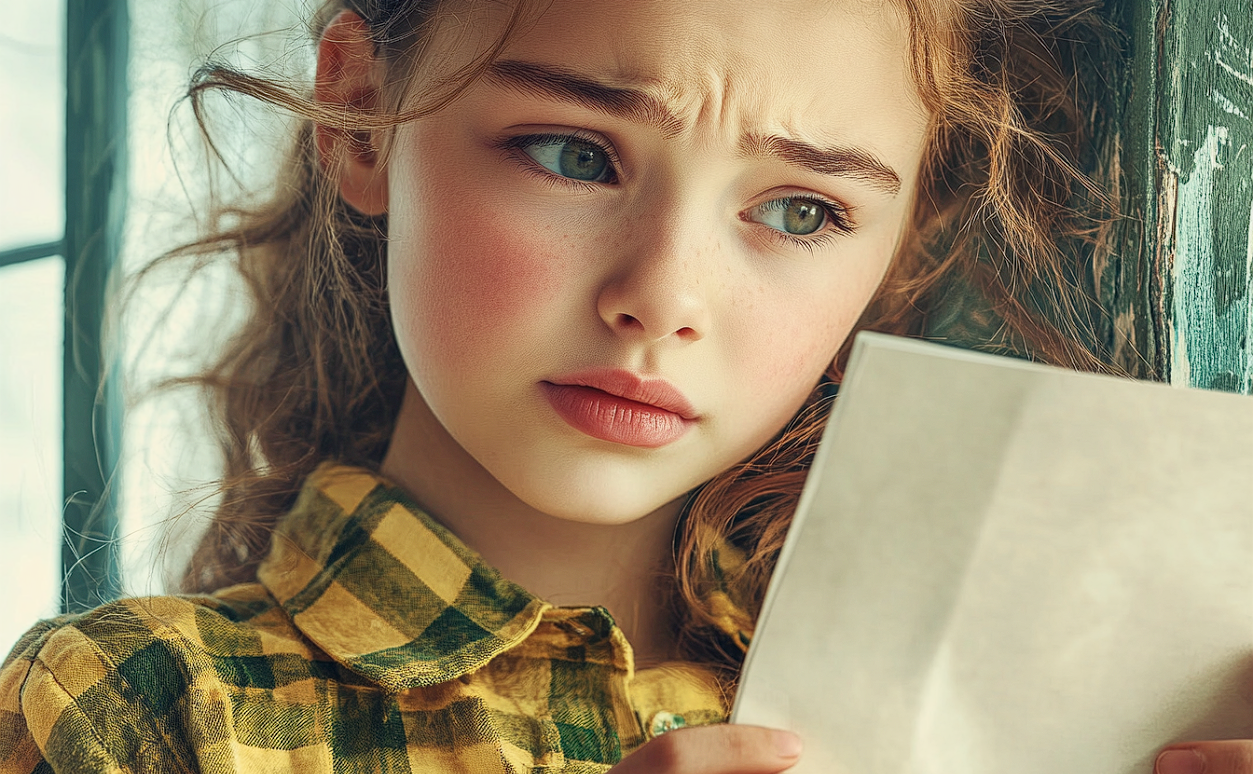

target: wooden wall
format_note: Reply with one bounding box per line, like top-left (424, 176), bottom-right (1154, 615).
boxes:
top-left (1112, 0), bottom-right (1253, 392)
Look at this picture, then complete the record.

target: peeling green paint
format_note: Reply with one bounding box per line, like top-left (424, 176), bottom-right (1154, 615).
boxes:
top-left (1170, 125), bottom-right (1253, 390)
top-left (1158, 7), bottom-right (1253, 392)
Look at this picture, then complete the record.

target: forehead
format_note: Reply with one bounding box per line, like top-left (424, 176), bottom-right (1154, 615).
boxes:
top-left (458, 0), bottom-right (928, 168)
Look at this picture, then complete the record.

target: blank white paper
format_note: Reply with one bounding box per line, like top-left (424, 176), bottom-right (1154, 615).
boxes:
top-left (732, 333), bottom-right (1253, 774)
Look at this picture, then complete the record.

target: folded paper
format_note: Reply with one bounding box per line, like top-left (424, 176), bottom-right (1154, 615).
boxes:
top-left (732, 333), bottom-right (1253, 774)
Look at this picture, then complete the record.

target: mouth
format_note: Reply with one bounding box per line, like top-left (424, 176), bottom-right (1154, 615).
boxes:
top-left (540, 369), bottom-right (697, 448)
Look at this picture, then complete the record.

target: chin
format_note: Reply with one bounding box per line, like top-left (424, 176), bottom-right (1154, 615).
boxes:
top-left (513, 473), bottom-right (689, 527)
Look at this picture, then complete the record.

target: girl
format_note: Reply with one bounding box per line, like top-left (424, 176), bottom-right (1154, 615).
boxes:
top-left (1, 1), bottom-right (1242, 772)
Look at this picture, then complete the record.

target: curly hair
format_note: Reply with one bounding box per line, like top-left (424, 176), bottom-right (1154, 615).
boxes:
top-left (154, 0), bottom-right (1124, 685)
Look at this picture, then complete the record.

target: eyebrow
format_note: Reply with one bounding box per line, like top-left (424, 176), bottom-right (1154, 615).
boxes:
top-left (488, 59), bottom-right (685, 135)
top-left (742, 135), bottom-right (902, 195)
top-left (487, 59), bottom-right (902, 196)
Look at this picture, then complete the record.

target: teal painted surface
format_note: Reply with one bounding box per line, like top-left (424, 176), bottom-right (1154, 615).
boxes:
top-left (62, 0), bottom-right (127, 612)
top-left (1157, 5), bottom-right (1253, 391)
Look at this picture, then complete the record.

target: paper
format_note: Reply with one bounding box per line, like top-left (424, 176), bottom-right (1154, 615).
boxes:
top-left (731, 333), bottom-right (1253, 774)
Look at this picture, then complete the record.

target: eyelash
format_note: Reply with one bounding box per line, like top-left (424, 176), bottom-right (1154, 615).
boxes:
top-left (499, 131), bottom-right (622, 188)
top-left (754, 196), bottom-right (856, 253)
top-left (498, 131), bottom-right (858, 248)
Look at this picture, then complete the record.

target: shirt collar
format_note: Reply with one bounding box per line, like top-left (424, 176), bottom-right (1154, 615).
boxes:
top-left (257, 462), bottom-right (756, 691)
top-left (258, 463), bottom-right (550, 691)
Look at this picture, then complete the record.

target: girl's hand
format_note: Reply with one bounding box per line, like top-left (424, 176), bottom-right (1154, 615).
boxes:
top-left (1157, 742), bottom-right (1253, 774)
top-left (608, 725), bottom-right (803, 774)
top-left (613, 729), bottom-right (1253, 774)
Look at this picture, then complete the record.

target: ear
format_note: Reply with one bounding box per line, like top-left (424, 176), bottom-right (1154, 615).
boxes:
top-left (315, 11), bottom-right (388, 216)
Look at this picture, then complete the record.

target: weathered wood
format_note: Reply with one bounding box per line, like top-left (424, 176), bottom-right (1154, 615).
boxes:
top-left (62, 0), bottom-right (127, 612)
top-left (1106, 0), bottom-right (1171, 380)
top-left (1155, 1), bottom-right (1253, 391)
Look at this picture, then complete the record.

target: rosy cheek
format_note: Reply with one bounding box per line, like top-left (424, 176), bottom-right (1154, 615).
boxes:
top-left (753, 242), bottom-right (898, 396)
top-left (746, 297), bottom-right (849, 396)
top-left (409, 202), bottom-right (568, 356)
top-left (767, 328), bottom-right (830, 397)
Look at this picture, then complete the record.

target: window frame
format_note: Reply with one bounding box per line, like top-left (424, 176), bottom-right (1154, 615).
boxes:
top-left (9, 0), bottom-right (131, 614)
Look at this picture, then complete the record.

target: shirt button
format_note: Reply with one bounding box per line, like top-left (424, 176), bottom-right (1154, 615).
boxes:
top-left (649, 711), bottom-right (687, 737)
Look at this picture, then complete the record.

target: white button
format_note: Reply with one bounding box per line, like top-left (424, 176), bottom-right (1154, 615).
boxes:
top-left (650, 711), bottom-right (686, 737)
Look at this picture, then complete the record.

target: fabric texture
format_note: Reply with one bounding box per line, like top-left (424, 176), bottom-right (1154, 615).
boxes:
top-left (0, 463), bottom-right (751, 773)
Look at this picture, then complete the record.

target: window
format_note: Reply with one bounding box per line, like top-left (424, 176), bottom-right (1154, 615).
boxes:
top-left (1, 0), bottom-right (309, 657)
top-left (0, 0), bottom-right (68, 657)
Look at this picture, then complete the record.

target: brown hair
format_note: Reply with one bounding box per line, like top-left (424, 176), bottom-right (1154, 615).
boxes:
top-left (158, 0), bottom-right (1122, 682)
top-left (677, 0), bottom-right (1124, 673)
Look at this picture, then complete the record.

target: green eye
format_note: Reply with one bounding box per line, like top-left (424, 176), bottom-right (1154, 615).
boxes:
top-left (752, 197), bottom-right (829, 236)
top-left (521, 137), bottom-right (613, 182)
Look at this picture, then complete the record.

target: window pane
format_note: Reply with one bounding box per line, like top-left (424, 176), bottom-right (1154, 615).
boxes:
top-left (119, 0), bottom-right (313, 594)
top-left (0, 256), bottom-right (64, 657)
top-left (0, 2), bottom-right (66, 252)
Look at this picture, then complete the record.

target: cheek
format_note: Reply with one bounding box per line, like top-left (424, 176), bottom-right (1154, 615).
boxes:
top-left (730, 251), bottom-right (893, 415)
top-left (739, 288), bottom-right (857, 388)
top-left (712, 299), bottom-right (843, 461)
top-left (390, 187), bottom-right (570, 365)
top-left (747, 305), bottom-right (844, 397)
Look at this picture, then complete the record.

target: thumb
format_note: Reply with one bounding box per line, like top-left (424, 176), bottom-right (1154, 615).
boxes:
top-left (1157, 742), bottom-right (1253, 774)
top-left (610, 724), bottom-right (803, 774)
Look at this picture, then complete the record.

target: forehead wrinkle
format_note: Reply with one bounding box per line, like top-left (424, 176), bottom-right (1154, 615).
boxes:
top-left (623, 28), bottom-right (760, 144)
top-left (486, 54), bottom-right (909, 197)
top-left (670, 62), bottom-right (745, 147)
top-left (487, 59), bottom-right (685, 137)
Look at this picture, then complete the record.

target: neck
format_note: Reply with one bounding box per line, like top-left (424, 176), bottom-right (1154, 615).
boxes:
top-left (379, 380), bottom-right (684, 667)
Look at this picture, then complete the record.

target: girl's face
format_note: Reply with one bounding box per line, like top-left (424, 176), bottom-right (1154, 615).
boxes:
top-left (381, 0), bottom-right (929, 524)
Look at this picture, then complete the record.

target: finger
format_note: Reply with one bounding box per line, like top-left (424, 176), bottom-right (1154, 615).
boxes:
top-left (1157, 741), bottom-right (1253, 774)
top-left (611, 724), bottom-right (803, 774)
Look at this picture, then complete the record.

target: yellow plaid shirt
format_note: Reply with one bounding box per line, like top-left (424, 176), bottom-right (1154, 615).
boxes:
top-left (0, 464), bottom-right (751, 773)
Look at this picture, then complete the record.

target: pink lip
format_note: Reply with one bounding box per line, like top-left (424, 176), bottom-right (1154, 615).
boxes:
top-left (540, 369), bottom-right (697, 448)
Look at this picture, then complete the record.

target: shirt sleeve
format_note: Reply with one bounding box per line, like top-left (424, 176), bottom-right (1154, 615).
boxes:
top-left (0, 645), bottom-right (49, 774)
top-left (0, 621), bottom-right (125, 774)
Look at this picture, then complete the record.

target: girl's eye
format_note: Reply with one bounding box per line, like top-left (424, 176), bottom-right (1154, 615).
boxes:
top-left (748, 197), bottom-right (834, 236)
top-left (519, 137), bottom-right (614, 183)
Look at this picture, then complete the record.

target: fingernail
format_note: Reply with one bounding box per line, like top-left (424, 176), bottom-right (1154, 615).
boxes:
top-left (1156, 749), bottom-right (1205, 774)
top-left (773, 730), bottom-right (803, 759)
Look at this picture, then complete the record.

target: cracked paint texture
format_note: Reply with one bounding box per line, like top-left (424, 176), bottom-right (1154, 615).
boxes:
top-left (1162, 8), bottom-right (1253, 392)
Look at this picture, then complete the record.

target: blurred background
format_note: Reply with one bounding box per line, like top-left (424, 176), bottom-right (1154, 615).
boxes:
top-left (0, 0), bottom-right (314, 657)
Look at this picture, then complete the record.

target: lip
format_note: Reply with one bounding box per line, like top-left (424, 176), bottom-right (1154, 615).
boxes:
top-left (540, 369), bottom-right (697, 448)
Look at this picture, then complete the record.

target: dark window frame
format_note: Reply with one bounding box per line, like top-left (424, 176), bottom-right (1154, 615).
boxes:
top-left (62, 0), bottom-right (127, 613)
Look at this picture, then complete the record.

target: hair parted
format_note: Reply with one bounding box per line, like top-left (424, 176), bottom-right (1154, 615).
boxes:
top-left (152, 0), bottom-right (1123, 684)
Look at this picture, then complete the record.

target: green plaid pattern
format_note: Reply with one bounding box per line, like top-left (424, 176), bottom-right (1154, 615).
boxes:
top-left (0, 464), bottom-right (732, 773)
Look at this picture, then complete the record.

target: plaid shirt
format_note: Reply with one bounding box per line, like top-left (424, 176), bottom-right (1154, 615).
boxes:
top-left (1, 464), bottom-right (749, 773)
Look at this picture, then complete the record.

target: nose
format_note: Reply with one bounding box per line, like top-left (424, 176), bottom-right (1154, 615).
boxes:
top-left (596, 216), bottom-right (713, 344)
